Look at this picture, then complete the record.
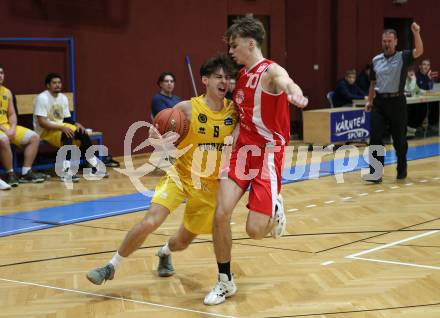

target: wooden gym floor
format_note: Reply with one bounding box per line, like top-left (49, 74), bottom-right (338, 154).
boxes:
top-left (0, 137), bottom-right (439, 318)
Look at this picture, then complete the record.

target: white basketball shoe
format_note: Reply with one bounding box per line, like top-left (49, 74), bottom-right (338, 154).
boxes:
top-left (271, 193), bottom-right (286, 239)
top-left (204, 273), bottom-right (237, 305)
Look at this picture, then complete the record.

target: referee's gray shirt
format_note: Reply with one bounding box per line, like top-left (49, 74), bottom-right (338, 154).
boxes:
top-left (371, 50), bottom-right (413, 94)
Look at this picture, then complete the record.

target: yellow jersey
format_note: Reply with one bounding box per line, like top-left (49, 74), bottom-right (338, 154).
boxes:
top-left (175, 95), bottom-right (237, 183)
top-left (0, 86), bottom-right (11, 125)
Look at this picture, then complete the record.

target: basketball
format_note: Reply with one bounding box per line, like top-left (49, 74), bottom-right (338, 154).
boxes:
top-left (153, 108), bottom-right (189, 144)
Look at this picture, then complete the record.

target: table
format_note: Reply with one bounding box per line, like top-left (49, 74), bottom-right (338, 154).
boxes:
top-left (352, 94), bottom-right (440, 107)
top-left (303, 107), bottom-right (371, 144)
top-left (352, 94), bottom-right (440, 136)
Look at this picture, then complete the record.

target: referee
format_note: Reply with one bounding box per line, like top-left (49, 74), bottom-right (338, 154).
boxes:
top-left (365, 22), bottom-right (424, 182)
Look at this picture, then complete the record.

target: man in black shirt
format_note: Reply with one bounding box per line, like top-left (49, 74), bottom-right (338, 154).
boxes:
top-left (365, 23), bottom-right (424, 182)
top-left (333, 69), bottom-right (366, 107)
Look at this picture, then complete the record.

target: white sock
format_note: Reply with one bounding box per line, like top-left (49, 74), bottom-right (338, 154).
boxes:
top-left (109, 251), bottom-right (125, 269)
top-left (22, 167), bottom-right (31, 175)
top-left (88, 156), bottom-right (98, 167)
top-left (158, 242), bottom-right (171, 256)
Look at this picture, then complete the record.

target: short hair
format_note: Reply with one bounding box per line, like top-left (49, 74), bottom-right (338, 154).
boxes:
top-left (420, 58), bottom-right (431, 64)
top-left (345, 69), bottom-right (357, 76)
top-left (200, 54), bottom-right (235, 78)
top-left (157, 72), bottom-right (176, 86)
top-left (45, 73), bottom-right (62, 85)
top-left (0, 65), bottom-right (4, 71)
top-left (383, 29), bottom-right (398, 38)
top-left (225, 16), bottom-right (265, 47)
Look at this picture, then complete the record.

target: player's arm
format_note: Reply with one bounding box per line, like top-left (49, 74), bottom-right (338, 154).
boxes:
top-left (37, 116), bottom-right (75, 138)
top-left (365, 80), bottom-right (376, 112)
top-left (267, 64), bottom-right (308, 108)
top-left (6, 91), bottom-right (17, 130)
top-left (173, 100), bottom-right (192, 122)
top-left (1, 90), bottom-right (17, 138)
top-left (411, 22), bottom-right (423, 59)
top-left (229, 102), bottom-right (240, 147)
top-left (149, 100), bottom-right (192, 140)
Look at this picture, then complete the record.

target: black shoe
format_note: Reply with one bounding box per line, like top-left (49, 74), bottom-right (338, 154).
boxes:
top-left (6, 173), bottom-right (19, 187)
top-left (362, 174), bottom-right (382, 184)
top-left (397, 170), bottom-right (407, 180)
top-left (19, 170), bottom-right (45, 183)
top-left (365, 178), bottom-right (383, 184)
top-left (156, 250), bottom-right (175, 277)
top-left (87, 263), bottom-right (115, 285)
top-left (83, 167), bottom-right (109, 179)
top-left (60, 170), bottom-right (80, 183)
top-left (397, 163), bottom-right (407, 180)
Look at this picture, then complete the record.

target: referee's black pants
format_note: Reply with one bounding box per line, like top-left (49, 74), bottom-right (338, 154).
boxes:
top-left (369, 95), bottom-right (407, 176)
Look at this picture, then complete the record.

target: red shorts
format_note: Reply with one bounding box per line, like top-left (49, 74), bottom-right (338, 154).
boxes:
top-left (228, 141), bottom-right (284, 216)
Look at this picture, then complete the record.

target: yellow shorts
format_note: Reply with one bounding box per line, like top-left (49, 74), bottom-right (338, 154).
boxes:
top-left (0, 124), bottom-right (37, 146)
top-left (151, 174), bottom-right (219, 235)
top-left (40, 123), bottom-right (77, 148)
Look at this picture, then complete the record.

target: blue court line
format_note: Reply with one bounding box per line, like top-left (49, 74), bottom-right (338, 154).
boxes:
top-left (1, 142), bottom-right (439, 237)
top-left (0, 192), bottom-right (154, 237)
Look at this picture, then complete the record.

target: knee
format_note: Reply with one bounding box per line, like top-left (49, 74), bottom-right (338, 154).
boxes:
top-left (246, 224), bottom-right (266, 240)
top-left (139, 218), bottom-right (159, 234)
top-left (173, 237), bottom-right (192, 251)
top-left (214, 205), bottom-right (231, 226)
top-left (30, 134), bottom-right (40, 144)
top-left (0, 136), bottom-right (9, 148)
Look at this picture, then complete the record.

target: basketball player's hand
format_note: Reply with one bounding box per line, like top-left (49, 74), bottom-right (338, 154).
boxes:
top-left (60, 126), bottom-right (75, 138)
top-left (5, 128), bottom-right (16, 140)
top-left (288, 94), bottom-right (308, 108)
top-left (148, 124), bottom-right (161, 139)
top-left (411, 22), bottom-right (420, 33)
top-left (75, 122), bottom-right (86, 133)
top-left (365, 101), bottom-right (373, 112)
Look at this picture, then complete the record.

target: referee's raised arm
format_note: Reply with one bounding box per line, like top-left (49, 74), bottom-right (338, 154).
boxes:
top-left (411, 22), bottom-right (423, 59)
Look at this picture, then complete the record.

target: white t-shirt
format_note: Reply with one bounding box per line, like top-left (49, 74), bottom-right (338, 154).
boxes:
top-left (33, 90), bottom-right (71, 135)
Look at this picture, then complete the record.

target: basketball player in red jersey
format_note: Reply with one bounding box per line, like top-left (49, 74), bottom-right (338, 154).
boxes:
top-left (204, 16), bottom-right (308, 305)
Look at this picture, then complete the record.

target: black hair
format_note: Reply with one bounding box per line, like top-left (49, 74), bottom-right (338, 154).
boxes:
top-left (200, 54), bottom-right (235, 78)
top-left (157, 72), bottom-right (176, 86)
top-left (45, 73), bottom-right (62, 85)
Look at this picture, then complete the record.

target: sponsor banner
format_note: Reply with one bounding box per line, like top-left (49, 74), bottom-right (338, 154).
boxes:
top-left (330, 110), bottom-right (371, 142)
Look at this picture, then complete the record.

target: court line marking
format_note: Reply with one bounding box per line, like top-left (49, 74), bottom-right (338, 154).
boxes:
top-left (0, 225), bottom-right (46, 236)
top-left (321, 261), bottom-right (334, 266)
top-left (346, 230), bottom-right (440, 270)
top-left (348, 257), bottom-right (440, 270)
top-left (0, 277), bottom-right (237, 318)
top-left (0, 207), bottom-right (148, 237)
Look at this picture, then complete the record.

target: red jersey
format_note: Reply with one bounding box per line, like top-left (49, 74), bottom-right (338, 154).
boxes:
top-left (233, 58), bottom-right (290, 146)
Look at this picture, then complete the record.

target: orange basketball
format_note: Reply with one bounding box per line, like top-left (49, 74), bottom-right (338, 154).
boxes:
top-left (153, 108), bottom-right (189, 145)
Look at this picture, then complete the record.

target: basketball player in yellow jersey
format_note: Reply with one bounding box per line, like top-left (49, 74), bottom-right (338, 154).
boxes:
top-left (0, 66), bottom-right (45, 190)
top-left (87, 54), bottom-right (238, 284)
